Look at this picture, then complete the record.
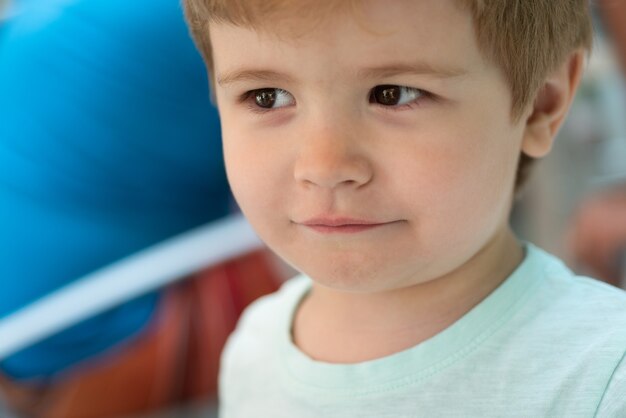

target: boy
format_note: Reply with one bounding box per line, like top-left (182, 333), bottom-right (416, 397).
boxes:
top-left (184, 0), bottom-right (626, 416)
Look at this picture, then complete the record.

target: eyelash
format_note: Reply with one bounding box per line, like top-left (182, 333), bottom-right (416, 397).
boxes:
top-left (240, 88), bottom-right (293, 115)
top-left (238, 86), bottom-right (432, 115)
top-left (368, 85), bottom-right (431, 111)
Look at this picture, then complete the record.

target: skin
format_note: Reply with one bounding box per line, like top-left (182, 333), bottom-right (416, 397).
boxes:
top-left (210, 0), bottom-right (584, 363)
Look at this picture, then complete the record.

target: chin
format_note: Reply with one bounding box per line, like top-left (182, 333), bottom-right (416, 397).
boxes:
top-left (297, 255), bottom-right (407, 293)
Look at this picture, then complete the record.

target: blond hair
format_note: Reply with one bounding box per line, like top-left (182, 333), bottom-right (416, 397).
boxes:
top-left (183, 0), bottom-right (593, 189)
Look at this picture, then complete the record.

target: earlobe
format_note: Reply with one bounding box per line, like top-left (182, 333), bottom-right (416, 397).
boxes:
top-left (522, 50), bottom-right (586, 158)
top-left (522, 112), bottom-right (553, 158)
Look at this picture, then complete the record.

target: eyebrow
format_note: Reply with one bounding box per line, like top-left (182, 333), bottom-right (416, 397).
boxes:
top-left (217, 61), bottom-right (467, 87)
top-left (357, 62), bottom-right (468, 80)
top-left (217, 69), bottom-right (296, 87)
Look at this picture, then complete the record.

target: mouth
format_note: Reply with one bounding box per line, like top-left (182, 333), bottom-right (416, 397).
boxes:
top-left (297, 217), bottom-right (398, 234)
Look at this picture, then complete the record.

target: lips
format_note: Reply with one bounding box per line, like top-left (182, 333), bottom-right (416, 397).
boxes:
top-left (298, 217), bottom-right (394, 234)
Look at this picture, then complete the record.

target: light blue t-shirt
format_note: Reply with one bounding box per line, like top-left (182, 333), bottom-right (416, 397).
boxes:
top-left (220, 244), bottom-right (626, 417)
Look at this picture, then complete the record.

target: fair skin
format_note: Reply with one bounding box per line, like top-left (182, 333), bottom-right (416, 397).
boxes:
top-left (210, 0), bottom-right (583, 363)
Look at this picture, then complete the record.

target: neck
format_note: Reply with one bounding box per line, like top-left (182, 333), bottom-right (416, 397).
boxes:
top-left (292, 228), bottom-right (524, 363)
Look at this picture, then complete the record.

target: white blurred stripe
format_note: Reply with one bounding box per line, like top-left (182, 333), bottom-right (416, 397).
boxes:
top-left (0, 214), bottom-right (262, 360)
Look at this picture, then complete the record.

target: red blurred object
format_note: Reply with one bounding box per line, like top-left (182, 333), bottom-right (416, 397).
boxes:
top-left (0, 250), bottom-right (282, 417)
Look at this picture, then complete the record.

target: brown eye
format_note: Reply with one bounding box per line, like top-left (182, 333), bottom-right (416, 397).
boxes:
top-left (371, 85), bottom-right (401, 106)
top-left (255, 89), bottom-right (277, 108)
top-left (249, 88), bottom-right (295, 110)
top-left (370, 85), bottom-right (423, 107)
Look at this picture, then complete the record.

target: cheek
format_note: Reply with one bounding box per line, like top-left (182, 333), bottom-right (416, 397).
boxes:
top-left (393, 121), bottom-right (520, 242)
top-left (223, 124), bottom-right (264, 201)
top-left (451, 138), bottom-right (518, 233)
top-left (222, 123), bottom-right (290, 234)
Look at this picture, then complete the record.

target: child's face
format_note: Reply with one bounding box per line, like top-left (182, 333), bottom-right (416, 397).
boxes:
top-left (211, 0), bottom-right (530, 292)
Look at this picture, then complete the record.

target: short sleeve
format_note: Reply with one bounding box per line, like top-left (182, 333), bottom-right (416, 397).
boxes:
top-left (596, 352), bottom-right (626, 417)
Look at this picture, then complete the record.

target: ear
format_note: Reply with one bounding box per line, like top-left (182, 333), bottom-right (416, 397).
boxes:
top-left (521, 50), bottom-right (586, 158)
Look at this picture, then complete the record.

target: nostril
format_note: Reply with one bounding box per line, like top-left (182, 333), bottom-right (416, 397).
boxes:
top-left (294, 169), bottom-right (372, 190)
top-left (293, 144), bottom-right (374, 189)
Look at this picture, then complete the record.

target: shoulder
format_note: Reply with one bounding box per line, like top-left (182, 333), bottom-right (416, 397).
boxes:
top-left (220, 275), bottom-right (311, 366)
top-left (525, 244), bottom-right (626, 322)
top-left (219, 275), bottom-right (311, 407)
top-left (483, 245), bottom-right (626, 413)
top-left (511, 245), bottom-right (626, 364)
top-left (520, 245), bottom-right (626, 376)
top-left (547, 272), bottom-right (626, 359)
top-left (235, 274), bottom-right (311, 335)
top-left (595, 351), bottom-right (626, 417)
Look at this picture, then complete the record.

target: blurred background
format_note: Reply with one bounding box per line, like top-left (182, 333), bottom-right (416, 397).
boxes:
top-left (1, 0), bottom-right (625, 417)
top-left (0, 0), bottom-right (287, 416)
top-left (512, 5), bottom-right (626, 288)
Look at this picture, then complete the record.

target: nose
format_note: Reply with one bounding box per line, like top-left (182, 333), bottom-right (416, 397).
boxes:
top-left (293, 122), bottom-right (373, 190)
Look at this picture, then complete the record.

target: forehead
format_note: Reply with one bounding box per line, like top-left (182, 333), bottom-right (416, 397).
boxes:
top-left (206, 0), bottom-right (472, 39)
top-left (209, 0), bottom-right (487, 83)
